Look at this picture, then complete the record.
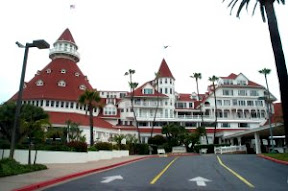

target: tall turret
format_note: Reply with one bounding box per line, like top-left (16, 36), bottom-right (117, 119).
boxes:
top-left (155, 58), bottom-right (176, 118)
top-left (49, 28), bottom-right (80, 63)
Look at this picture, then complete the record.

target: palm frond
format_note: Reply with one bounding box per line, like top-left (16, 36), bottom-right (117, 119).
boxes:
top-left (236, 0), bottom-right (249, 18)
top-left (259, 2), bottom-right (266, 22)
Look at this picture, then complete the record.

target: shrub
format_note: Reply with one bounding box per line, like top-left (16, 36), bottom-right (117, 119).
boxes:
top-left (0, 158), bottom-right (47, 177)
top-left (94, 142), bottom-right (113, 151)
top-left (148, 135), bottom-right (167, 146)
top-left (67, 141), bottom-right (88, 152)
top-left (129, 143), bottom-right (149, 155)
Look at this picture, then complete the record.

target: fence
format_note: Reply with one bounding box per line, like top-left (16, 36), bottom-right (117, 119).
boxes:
top-left (214, 145), bottom-right (247, 154)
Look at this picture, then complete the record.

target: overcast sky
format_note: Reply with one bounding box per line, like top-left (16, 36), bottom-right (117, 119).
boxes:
top-left (0, 0), bottom-right (287, 103)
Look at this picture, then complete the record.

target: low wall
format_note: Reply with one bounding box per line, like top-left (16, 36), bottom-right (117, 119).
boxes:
top-left (0, 149), bottom-right (129, 164)
top-left (214, 145), bottom-right (247, 154)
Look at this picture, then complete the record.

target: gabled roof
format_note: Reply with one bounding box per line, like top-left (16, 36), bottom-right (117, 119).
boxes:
top-left (11, 58), bottom-right (93, 101)
top-left (157, 59), bottom-right (175, 80)
top-left (57, 28), bottom-right (75, 43)
top-left (127, 81), bottom-right (168, 98)
top-left (220, 73), bottom-right (262, 88)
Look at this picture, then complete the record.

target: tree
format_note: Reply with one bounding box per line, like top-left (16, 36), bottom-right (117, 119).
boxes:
top-left (190, 73), bottom-right (208, 144)
top-left (21, 104), bottom-right (50, 165)
top-left (79, 89), bottom-right (101, 146)
top-left (259, 68), bottom-right (274, 148)
top-left (223, 0), bottom-right (288, 148)
top-left (112, 134), bottom-right (126, 150)
top-left (151, 72), bottom-right (161, 138)
top-left (209, 75), bottom-right (219, 144)
top-left (125, 69), bottom-right (141, 143)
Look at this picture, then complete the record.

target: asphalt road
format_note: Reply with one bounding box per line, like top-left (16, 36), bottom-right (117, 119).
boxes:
top-left (44, 155), bottom-right (288, 191)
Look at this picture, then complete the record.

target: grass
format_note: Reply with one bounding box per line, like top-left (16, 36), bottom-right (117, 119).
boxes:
top-left (0, 158), bottom-right (47, 177)
top-left (262, 153), bottom-right (288, 162)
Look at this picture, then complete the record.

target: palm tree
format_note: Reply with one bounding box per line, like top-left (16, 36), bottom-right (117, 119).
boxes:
top-left (209, 75), bottom-right (219, 144)
top-left (190, 73), bottom-right (208, 144)
top-left (259, 68), bottom-right (274, 149)
top-left (125, 69), bottom-right (141, 143)
top-left (223, 0), bottom-right (288, 150)
top-left (78, 89), bottom-right (101, 146)
top-left (151, 72), bottom-right (161, 138)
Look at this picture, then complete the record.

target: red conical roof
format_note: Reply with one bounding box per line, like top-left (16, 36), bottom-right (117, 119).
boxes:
top-left (57, 28), bottom-right (75, 43)
top-left (11, 58), bottom-right (93, 101)
top-left (157, 59), bottom-right (175, 80)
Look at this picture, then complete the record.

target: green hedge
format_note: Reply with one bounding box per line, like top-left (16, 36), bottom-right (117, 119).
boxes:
top-left (94, 142), bottom-right (113, 151)
top-left (0, 158), bottom-right (47, 177)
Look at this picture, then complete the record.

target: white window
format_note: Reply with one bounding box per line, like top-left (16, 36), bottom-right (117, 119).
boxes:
top-left (224, 100), bottom-right (230, 106)
top-left (223, 79), bottom-right (233, 85)
top-left (79, 85), bottom-right (86, 90)
top-left (61, 69), bottom-right (66, 74)
top-left (75, 72), bottom-right (80, 77)
top-left (247, 101), bottom-right (254, 106)
top-left (232, 99), bottom-right (238, 106)
top-left (217, 100), bottom-right (222, 106)
top-left (238, 100), bottom-right (246, 106)
top-left (238, 90), bottom-right (247, 96)
top-left (58, 80), bottom-right (66, 87)
top-left (223, 89), bottom-right (233, 96)
top-left (36, 80), bottom-right (44, 86)
top-left (250, 90), bottom-right (259, 96)
top-left (143, 88), bottom-right (153, 94)
top-left (237, 80), bottom-right (247, 86)
top-left (255, 100), bottom-right (263, 106)
top-left (46, 69), bottom-right (51, 73)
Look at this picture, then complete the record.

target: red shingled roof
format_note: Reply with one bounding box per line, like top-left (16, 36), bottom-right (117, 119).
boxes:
top-left (48, 111), bottom-right (114, 129)
top-left (57, 28), bottom-right (76, 44)
top-left (11, 58), bottom-right (93, 101)
top-left (128, 82), bottom-right (168, 98)
top-left (157, 59), bottom-right (175, 80)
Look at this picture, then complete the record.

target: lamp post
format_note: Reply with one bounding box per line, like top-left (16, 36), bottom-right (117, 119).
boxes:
top-left (9, 40), bottom-right (50, 158)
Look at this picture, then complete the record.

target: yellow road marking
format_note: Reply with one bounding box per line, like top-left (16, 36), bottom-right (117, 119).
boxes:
top-left (217, 156), bottom-right (254, 188)
top-left (150, 157), bottom-right (179, 184)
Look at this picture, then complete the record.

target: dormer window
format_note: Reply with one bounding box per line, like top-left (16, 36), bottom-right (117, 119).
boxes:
top-left (61, 69), bottom-right (66, 74)
top-left (36, 80), bottom-right (44, 86)
top-left (237, 80), bottom-right (247, 86)
top-left (75, 72), bottom-right (80, 77)
top-left (36, 70), bottom-right (41, 75)
top-left (79, 84), bottom-right (86, 90)
top-left (46, 69), bottom-right (51, 73)
top-left (143, 88), bottom-right (153, 94)
top-left (58, 80), bottom-right (66, 87)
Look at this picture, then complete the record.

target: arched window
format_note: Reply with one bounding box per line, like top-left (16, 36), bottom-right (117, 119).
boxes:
top-left (61, 69), bottom-right (66, 74)
top-left (79, 84), bottom-right (86, 90)
top-left (36, 80), bottom-right (44, 86)
top-left (46, 69), bottom-right (51, 73)
top-left (58, 80), bottom-right (66, 87)
top-left (75, 72), bottom-right (80, 77)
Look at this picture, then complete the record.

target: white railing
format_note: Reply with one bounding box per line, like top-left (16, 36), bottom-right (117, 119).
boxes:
top-left (214, 145), bottom-right (247, 154)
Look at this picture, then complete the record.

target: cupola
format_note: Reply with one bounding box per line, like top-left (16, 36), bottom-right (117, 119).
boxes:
top-left (49, 28), bottom-right (80, 63)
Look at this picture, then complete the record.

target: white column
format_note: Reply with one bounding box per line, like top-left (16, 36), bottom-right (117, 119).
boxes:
top-left (237, 137), bottom-right (242, 146)
top-left (230, 138), bottom-right (234, 145)
top-left (254, 132), bottom-right (261, 154)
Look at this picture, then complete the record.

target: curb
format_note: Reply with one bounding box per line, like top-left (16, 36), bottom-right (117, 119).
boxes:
top-left (13, 156), bottom-right (150, 191)
top-left (258, 154), bottom-right (288, 165)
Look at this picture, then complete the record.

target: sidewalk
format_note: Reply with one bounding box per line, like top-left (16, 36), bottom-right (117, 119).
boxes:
top-left (0, 155), bottom-right (148, 191)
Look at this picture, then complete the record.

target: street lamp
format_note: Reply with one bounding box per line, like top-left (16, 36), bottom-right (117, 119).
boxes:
top-left (9, 40), bottom-right (50, 158)
top-left (258, 95), bottom-right (274, 152)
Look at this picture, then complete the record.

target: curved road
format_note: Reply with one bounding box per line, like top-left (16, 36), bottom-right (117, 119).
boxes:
top-left (44, 155), bottom-right (288, 191)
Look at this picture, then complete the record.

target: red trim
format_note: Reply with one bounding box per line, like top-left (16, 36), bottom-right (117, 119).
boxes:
top-left (13, 157), bottom-right (150, 191)
top-left (258, 154), bottom-right (288, 165)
